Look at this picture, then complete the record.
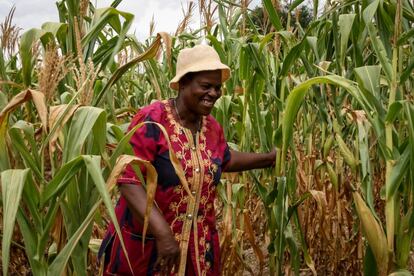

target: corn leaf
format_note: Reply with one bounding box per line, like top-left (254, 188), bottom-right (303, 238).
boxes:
top-left (353, 191), bottom-right (388, 275)
top-left (338, 14), bottom-right (355, 66)
top-left (1, 169), bottom-right (30, 276)
top-left (385, 146), bottom-right (410, 200)
top-left (388, 270), bottom-right (412, 276)
top-left (48, 104), bottom-right (80, 154)
top-left (262, 0), bottom-right (283, 31)
top-left (48, 199), bottom-right (102, 275)
top-left (363, 0), bottom-right (393, 82)
top-left (62, 106), bottom-right (106, 163)
top-left (281, 75), bottom-right (366, 173)
top-left (354, 65), bottom-right (384, 115)
top-left (19, 29), bottom-right (46, 87)
top-left (94, 33), bottom-right (161, 105)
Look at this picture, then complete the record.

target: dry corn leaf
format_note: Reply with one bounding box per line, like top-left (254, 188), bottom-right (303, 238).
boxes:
top-left (158, 32), bottom-right (172, 70)
top-left (142, 121), bottom-right (192, 199)
top-left (309, 190), bottom-right (327, 220)
top-left (243, 211), bottom-right (265, 272)
top-left (0, 89), bottom-right (47, 132)
top-left (105, 154), bottom-right (157, 253)
top-left (106, 121), bottom-right (193, 253)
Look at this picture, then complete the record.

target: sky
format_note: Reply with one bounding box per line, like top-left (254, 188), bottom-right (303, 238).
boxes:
top-left (0, 0), bottom-right (261, 41)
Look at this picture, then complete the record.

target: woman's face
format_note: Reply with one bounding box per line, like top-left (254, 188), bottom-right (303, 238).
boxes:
top-left (179, 70), bottom-right (222, 117)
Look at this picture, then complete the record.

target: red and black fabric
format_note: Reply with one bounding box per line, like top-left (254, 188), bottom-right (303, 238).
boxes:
top-left (99, 100), bottom-right (231, 275)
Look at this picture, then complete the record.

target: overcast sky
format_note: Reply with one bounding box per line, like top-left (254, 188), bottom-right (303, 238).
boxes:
top-left (0, 0), bottom-right (261, 41)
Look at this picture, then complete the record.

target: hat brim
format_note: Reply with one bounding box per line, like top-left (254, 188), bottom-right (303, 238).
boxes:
top-left (169, 62), bottom-right (231, 90)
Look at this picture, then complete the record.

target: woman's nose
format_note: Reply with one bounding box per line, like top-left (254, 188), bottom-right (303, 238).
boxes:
top-left (208, 87), bottom-right (221, 98)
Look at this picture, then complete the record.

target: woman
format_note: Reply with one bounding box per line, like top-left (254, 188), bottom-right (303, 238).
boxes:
top-left (99, 44), bottom-right (276, 275)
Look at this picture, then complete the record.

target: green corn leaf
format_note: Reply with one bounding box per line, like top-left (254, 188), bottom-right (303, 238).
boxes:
top-left (385, 101), bottom-right (404, 123)
top-left (9, 121), bottom-right (43, 180)
top-left (94, 33), bottom-right (161, 105)
top-left (262, 0), bottom-right (283, 31)
top-left (83, 7), bottom-right (133, 65)
top-left (217, 0), bottom-right (229, 38)
top-left (385, 146), bottom-right (410, 200)
top-left (62, 106), bottom-right (106, 163)
top-left (1, 169), bottom-right (30, 276)
top-left (15, 209), bottom-right (43, 274)
top-left (326, 163), bottom-right (338, 190)
top-left (354, 66), bottom-right (383, 114)
top-left (280, 38), bottom-right (306, 77)
top-left (48, 155), bottom-right (132, 275)
top-left (357, 119), bottom-right (375, 214)
top-left (288, 0), bottom-right (306, 12)
top-left (281, 75), bottom-right (367, 173)
top-left (401, 60), bottom-right (414, 83)
top-left (239, 45), bottom-right (250, 80)
top-left (388, 270), bottom-right (413, 276)
top-left (19, 28), bottom-right (45, 87)
top-left (323, 135), bottom-right (334, 158)
top-left (363, 245), bottom-right (378, 276)
top-left (404, 102), bottom-right (414, 192)
top-left (41, 156), bottom-right (85, 205)
top-left (397, 28), bottom-right (414, 46)
top-left (48, 199), bottom-right (102, 275)
top-left (248, 43), bottom-right (267, 78)
top-left (41, 22), bottom-right (68, 47)
top-left (0, 113), bottom-right (10, 171)
top-left (335, 133), bottom-right (358, 171)
top-left (312, 0), bottom-right (318, 18)
top-left (306, 36), bottom-right (319, 61)
top-left (108, 123), bottom-right (142, 168)
top-left (208, 35), bottom-right (227, 63)
top-left (363, 0), bottom-right (393, 82)
top-left (338, 14), bottom-right (355, 66)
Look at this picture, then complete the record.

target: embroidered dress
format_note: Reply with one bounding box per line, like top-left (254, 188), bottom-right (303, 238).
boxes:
top-left (99, 100), bottom-right (231, 275)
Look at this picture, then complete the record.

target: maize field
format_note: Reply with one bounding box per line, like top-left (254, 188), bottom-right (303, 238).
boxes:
top-left (0, 0), bottom-right (413, 275)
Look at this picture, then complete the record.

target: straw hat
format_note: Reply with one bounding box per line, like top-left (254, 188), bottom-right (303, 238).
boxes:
top-left (169, 44), bottom-right (231, 90)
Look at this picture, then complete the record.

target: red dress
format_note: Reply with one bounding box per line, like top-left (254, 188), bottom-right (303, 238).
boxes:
top-left (99, 100), bottom-right (231, 275)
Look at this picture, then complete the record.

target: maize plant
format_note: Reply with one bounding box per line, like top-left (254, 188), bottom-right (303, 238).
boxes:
top-left (0, 0), bottom-right (414, 275)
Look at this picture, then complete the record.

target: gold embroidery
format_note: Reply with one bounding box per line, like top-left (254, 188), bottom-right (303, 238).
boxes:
top-left (185, 159), bottom-right (193, 167)
top-left (171, 134), bottom-right (179, 142)
top-left (164, 100), bottom-right (220, 275)
top-left (200, 195), bottom-right (208, 205)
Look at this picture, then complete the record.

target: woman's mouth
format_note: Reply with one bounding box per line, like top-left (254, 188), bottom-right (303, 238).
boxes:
top-left (201, 98), bottom-right (215, 107)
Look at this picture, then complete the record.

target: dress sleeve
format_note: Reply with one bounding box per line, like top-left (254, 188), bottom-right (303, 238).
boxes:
top-left (117, 109), bottom-right (159, 186)
top-left (217, 123), bottom-right (232, 172)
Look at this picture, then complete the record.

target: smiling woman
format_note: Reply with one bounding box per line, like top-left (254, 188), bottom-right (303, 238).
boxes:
top-left (98, 44), bottom-right (276, 275)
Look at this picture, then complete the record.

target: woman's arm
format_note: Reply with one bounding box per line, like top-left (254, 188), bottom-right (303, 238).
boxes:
top-left (120, 184), bottom-right (180, 274)
top-left (225, 148), bottom-right (276, 172)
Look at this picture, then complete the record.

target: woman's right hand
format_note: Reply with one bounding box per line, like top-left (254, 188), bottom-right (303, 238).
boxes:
top-left (154, 231), bottom-right (180, 275)
top-left (120, 184), bottom-right (181, 274)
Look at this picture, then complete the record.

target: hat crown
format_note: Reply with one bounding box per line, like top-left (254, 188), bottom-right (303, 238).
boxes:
top-left (176, 45), bottom-right (220, 72)
top-left (169, 44), bottom-right (231, 90)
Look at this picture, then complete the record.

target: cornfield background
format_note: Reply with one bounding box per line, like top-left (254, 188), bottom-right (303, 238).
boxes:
top-left (0, 0), bottom-right (413, 275)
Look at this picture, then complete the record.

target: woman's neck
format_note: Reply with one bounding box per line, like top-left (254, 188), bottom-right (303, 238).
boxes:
top-left (173, 98), bottom-right (201, 133)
